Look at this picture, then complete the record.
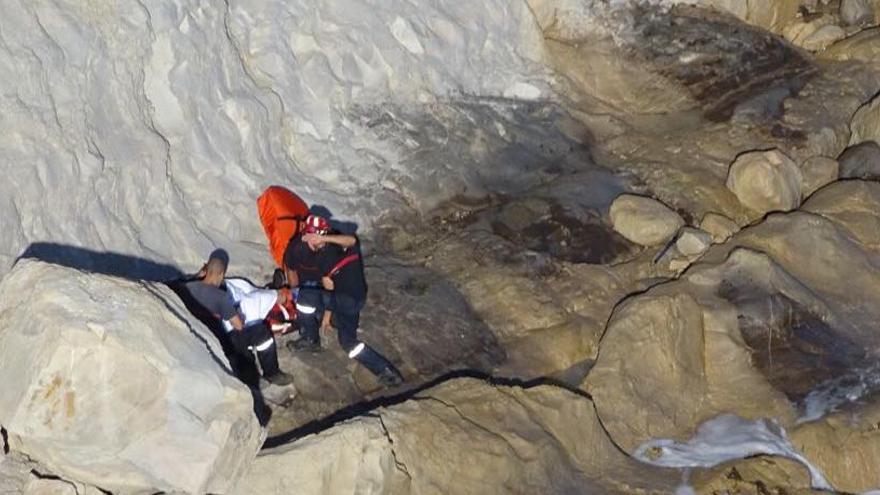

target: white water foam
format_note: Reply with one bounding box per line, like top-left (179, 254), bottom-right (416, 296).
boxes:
top-left (799, 362), bottom-right (880, 424)
top-left (634, 414), bottom-right (833, 491)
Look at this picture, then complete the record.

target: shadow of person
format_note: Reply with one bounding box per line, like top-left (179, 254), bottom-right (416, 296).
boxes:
top-left (310, 204), bottom-right (359, 235)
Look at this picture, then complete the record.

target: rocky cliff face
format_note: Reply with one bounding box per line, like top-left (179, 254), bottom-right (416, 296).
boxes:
top-left (2, 0), bottom-right (880, 493)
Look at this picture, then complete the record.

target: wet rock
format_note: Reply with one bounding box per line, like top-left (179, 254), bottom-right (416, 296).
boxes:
top-left (850, 93), bottom-right (880, 144)
top-left (837, 140), bottom-right (880, 179)
top-left (496, 198), bottom-right (552, 233)
top-left (543, 3), bottom-right (813, 120)
top-left (610, 194), bottom-right (685, 246)
top-left (840, 0), bottom-right (875, 26)
top-left (586, 182), bottom-right (880, 490)
top-left (0, 260), bottom-right (262, 494)
top-left (691, 456), bottom-right (815, 495)
top-left (800, 156), bottom-right (839, 196)
top-left (492, 198), bottom-right (637, 264)
top-left (243, 378), bottom-right (679, 494)
top-left (726, 149), bottom-right (803, 216)
top-left (801, 24), bottom-right (847, 50)
top-left (676, 227), bottom-right (713, 257)
top-left (700, 212), bottom-right (741, 243)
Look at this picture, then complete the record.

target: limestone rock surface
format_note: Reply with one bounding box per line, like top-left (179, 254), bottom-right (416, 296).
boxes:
top-left (726, 149), bottom-right (803, 216)
top-left (610, 194), bottom-right (684, 246)
top-left (239, 378), bottom-right (679, 494)
top-left (804, 180), bottom-right (880, 250)
top-left (675, 227), bottom-right (712, 257)
top-left (841, 0), bottom-right (875, 26)
top-left (700, 212), bottom-right (741, 243)
top-left (801, 24), bottom-right (847, 51)
top-left (851, 94), bottom-right (880, 144)
top-left (838, 140), bottom-right (880, 179)
top-left (0, 260), bottom-right (262, 494)
top-left (800, 156), bottom-right (839, 196)
top-left (0, 0), bottom-right (548, 278)
top-left (586, 181), bottom-right (880, 492)
top-left (690, 457), bottom-right (815, 495)
top-left (822, 26), bottom-right (880, 62)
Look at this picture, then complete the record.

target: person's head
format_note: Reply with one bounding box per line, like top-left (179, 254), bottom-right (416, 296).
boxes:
top-left (202, 255), bottom-right (228, 287)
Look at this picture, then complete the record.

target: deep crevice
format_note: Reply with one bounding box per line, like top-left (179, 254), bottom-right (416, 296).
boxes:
top-left (1, 426), bottom-right (8, 455)
top-left (263, 369), bottom-right (593, 449)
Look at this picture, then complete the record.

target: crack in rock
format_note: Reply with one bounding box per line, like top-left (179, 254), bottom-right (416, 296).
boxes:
top-left (372, 412), bottom-right (412, 480)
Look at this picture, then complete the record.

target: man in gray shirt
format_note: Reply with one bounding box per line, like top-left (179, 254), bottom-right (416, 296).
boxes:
top-left (185, 254), bottom-right (293, 386)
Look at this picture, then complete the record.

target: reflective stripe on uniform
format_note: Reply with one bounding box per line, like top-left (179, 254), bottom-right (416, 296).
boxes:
top-left (255, 339), bottom-right (274, 351)
top-left (348, 342), bottom-right (365, 359)
top-left (271, 323), bottom-right (291, 332)
top-left (296, 303), bottom-right (316, 314)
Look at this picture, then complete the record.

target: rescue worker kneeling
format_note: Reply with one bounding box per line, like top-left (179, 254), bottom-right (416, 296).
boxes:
top-left (285, 215), bottom-right (403, 387)
top-left (186, 254), bottom-right (294, 386)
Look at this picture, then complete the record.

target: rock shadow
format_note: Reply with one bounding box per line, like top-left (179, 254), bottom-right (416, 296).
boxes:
top-left (717, 281), bottom-right (868, 404)
top-left (263, 368), bottom-right (592, 449)
top-left (633, 4), bottom-right (816, 123)
top-left (15, 242), bottom-right (272, 426)
top-left (16, 242), bottom-right (184, 282)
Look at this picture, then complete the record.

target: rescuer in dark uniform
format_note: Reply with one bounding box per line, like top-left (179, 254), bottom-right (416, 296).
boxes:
top-left (283, 215), bottom-right (403, 387)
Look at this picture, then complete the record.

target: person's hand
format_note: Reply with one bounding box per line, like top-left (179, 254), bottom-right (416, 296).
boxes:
top-left (321, 276), bottom-right (335, 291)
top-left (276, 287), bottom-right (291, 305)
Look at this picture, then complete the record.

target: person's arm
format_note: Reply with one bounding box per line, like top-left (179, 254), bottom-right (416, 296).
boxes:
top-left (285, 267), bottom-right (299, 288)
top-left (303, 233), bottom-right (356, 249)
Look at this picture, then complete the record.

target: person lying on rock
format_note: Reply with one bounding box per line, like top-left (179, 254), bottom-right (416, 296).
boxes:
top-left (186, 253), bottom-right (294, 386)
top-left (283, 214), bottom-right (403, 387)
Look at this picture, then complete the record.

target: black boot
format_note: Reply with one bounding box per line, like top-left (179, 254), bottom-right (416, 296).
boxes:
top-left (288, 337), bottom-right (322, 353)
top-left (353, 346), bottom-right (403, 387)
top-left (265, 370), bottom-right (294, 386)
top-left (377, 366), bottom-right (403, 387)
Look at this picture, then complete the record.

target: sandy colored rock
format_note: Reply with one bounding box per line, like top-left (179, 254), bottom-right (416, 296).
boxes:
top-left (233, 418), bottom-right (403, 495)
top-left (804, 179), bottom-right (880, 250)
top-left (838, 140), bottom-right (880, 179)
top-left (801, 24), bottom-right (847, 51)
top-left (822, 26), bottom-right (880, 61)
top-left (23, 475), bottom-right (78, 495)
top-left (699, 212), bottom-right (741, 243)
top-left (675, 227), bottom-right (712, 256)
top-left (783, 16), bottom-right (835, 48)
top-left (0, 260), bottom-right (262, 494)
top-left (800, 156), bottom-right (839, 196)
top-left (685, 0), bottom-right (804, 32)
top-left (850, 93), bottom-right (880, 145)
top-left (790, 400), bottom-right (880, 492)
top-left (726, 149), bottom-right (803, 216)
top-left (691, 456), bottom-right (815, 495)
top-left (610, 194), bottom-right (685, 246)
top-left (840, 0), bottom-right (875, 26)
top-left (587, 182), bottom-right (880, 490)
top-left (241, 378), bottom-right (679, 494)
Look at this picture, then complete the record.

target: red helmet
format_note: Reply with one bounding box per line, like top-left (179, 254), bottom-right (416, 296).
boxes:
top-left (303, 214), bottom-right (330, 234)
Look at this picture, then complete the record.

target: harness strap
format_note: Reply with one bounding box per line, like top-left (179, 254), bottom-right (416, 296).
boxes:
top-left (327, 254), bottom-right (360, 278)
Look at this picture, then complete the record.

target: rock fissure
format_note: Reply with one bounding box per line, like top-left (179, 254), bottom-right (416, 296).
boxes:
top-left (373, 412), bottom-right (412, 479)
